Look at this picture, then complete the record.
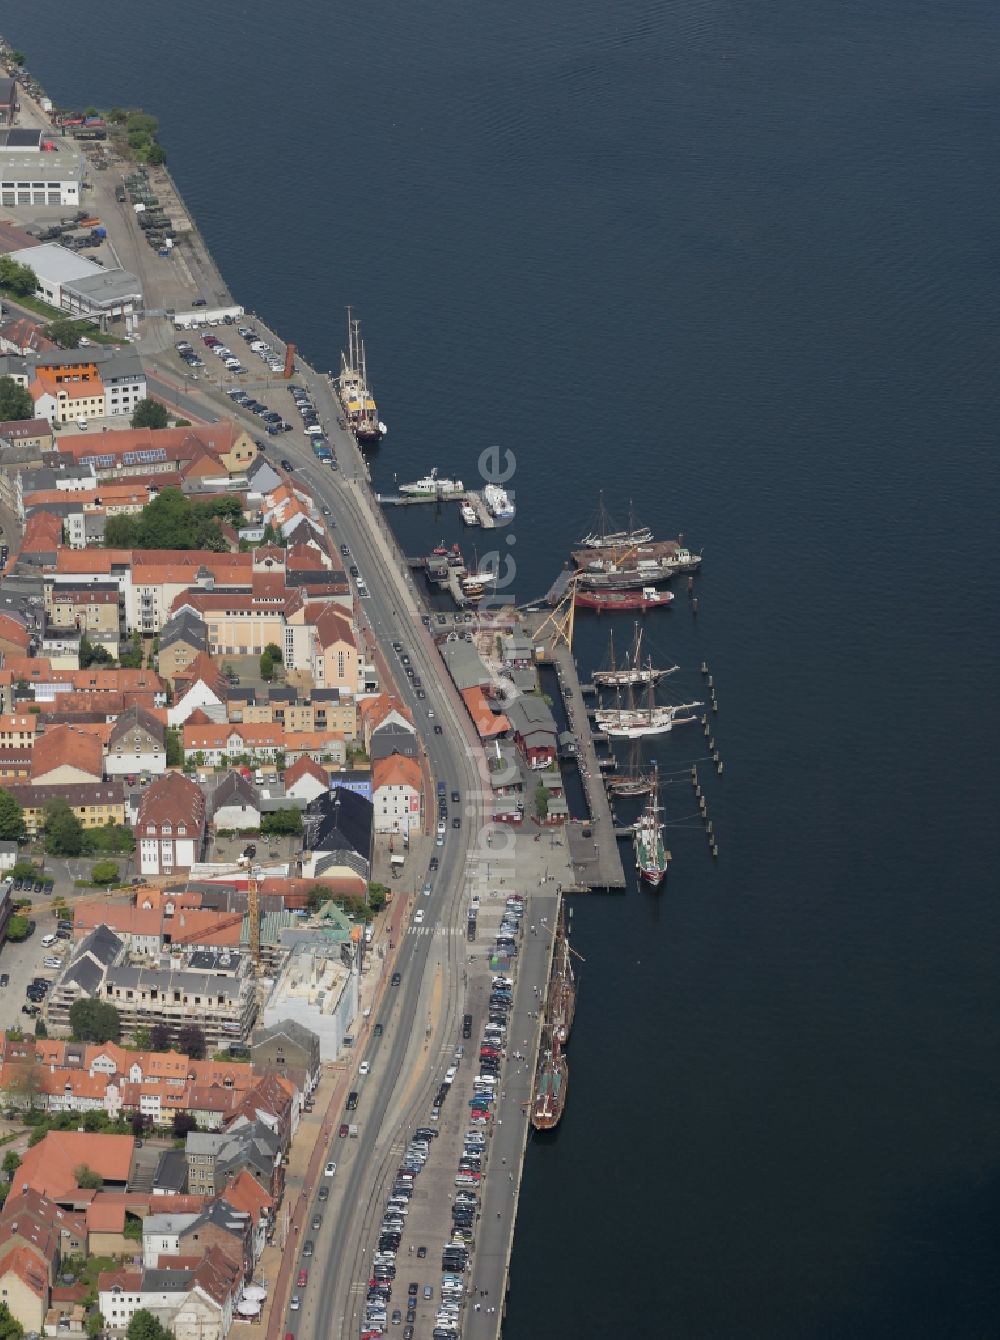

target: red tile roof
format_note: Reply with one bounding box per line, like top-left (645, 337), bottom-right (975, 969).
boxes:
top-left (31, 724), bottom-right (103, 782)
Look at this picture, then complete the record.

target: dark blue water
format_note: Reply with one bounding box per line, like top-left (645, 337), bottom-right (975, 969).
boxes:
top-left (7, 1), bottom-right (999, 1333)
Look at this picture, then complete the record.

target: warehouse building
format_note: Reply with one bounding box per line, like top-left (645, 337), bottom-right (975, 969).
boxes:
top-left (7, 243), bottom-right (141, 319)
top-left (0, 148), bottom-right (81, 208)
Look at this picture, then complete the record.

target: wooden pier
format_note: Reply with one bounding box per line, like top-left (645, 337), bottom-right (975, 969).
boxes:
top-left (524, 612), bottom-right (627, 891)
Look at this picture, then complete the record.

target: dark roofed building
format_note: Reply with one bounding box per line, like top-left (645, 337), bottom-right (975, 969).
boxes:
top-left (301, 786), bottom-right (373, 881)
top-left (251, 1019), bottom-right (321, 1089)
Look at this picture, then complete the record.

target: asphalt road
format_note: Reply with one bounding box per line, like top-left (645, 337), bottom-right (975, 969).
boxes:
top-left (136, 325), bottom-right (572, 1340)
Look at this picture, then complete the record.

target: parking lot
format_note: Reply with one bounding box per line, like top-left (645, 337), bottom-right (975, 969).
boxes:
top-left (171, 320), bottom-right (337, 466)
top-left (0, 896), bottom-right (69, 1036)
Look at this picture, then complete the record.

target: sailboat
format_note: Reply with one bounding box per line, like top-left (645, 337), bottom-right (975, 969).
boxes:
top-left (578, 492), bottom-right (653, 548)
top-left (592, 625), bottom-right (679, 690)
top-left (633, 763), bottom-right (670, 886)
top-left (607, 736), bottom-right (655, 798)
top-left (594, 676), bottom-right (702, 740)
top-left (337, 306), bottom-right (386, 445)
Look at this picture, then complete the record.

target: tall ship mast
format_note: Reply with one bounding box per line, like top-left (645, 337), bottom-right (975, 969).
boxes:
top-left (633, 762), bottom-right (670, 886)
top-left (532, 902), bottom-right (579, 1132)
top-left (592, 625), bottom-right (679, 689)
top-left (607, 736), bottom-right (655, 798)
top-left (594, 674), bottom-right (702, 739)
top-left (578, 492), bottom-right (654, 548)
top-left (337, 306), bottom-right (387, 446)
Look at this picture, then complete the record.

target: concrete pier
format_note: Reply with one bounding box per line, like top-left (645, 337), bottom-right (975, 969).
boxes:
top-left (526, 627), bottom-right (627, 892)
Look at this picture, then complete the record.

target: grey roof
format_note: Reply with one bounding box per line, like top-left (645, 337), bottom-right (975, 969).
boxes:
top-left (106, 964), bottom-right (246, 1001)
top-left (0, 156), bottom-right (80, 185)
top-left (209, 770), bottom-right (260, 817)
top-left (108, 703), bottom-right (164, 747)
top-left (505, 694), bottom-right (557, 737)
top-left (0, 128), bottom-right (39, 149)
top-left (439, 637), bottom-right (492, 692)
top-left (186, 1131), bottom-right (224, 1156)
top-left (253, 1018), bottom-right (319, 1052)
top-left (303, 786), bottom-right (373, 865)
top-left (247, 456), bottom-right (281, 492)
top-left (140, 1269), bottom-right (193, 1293)
top-left (72, 924), bottom-right (124, 968)
top-left (0, 78), bottom-right (16, 104)
top-left (9, 244), bottom-right (95, 284)
top-left (64, 269), bottom-right (144, 309)
top-left (144, 1212), bottom-right (200, 1236)
top-left (153, 1148), bottom-right (189, 1193)
top-left (159, 608), bottom-right (207, 653)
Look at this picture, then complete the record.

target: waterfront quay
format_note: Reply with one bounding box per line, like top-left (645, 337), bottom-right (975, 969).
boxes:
top-left (0, 63), bottom-right (583, 1340)
top-left (526, 619), bottom-right (628, 893)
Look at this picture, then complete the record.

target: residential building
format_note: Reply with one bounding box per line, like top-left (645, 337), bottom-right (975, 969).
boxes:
top-left (30, 725), bottom-right (104, 785)
top-left (260, 942), bottom-right (359, 1063)
top-left (283, 754), bottom-right (331, 804)
top-left (168, 654), bottom-right (228, 727)
top-left (10, 1131), bottom-right (135, 1202)
top-left (209, 772), bottom-right (261, 832)
top-left (309, 601), bottom-right (359, 693)
top-left (300, 787), bottom-right (373, 881)
top-left (251, 1019), bottom-right (321, 1091)
top-left (137, 773), bottom-right (206, 877)
top-left (157, 610), bottom-right (208, 685)
top-left (4, 782), bottom-right (126, 836)
top-left (105, 704), bottom-right (166, 777)
top-left (371, 753), bottom-right (423, 836)
top-left (0, 416), bottom-right (53, 451)
top-left (185, 1123), bottom-right (282, 1200)
top-left (505, 694), bottom-right (559, 768)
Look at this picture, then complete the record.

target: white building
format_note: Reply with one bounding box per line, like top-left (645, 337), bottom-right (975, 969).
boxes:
top-left (0, 146), bottom-right (82, 208)
top-left (261, 942), bottom-right (359, 1062)
top-left (8, 243), bottom-right (141, 319)
top-left (371, 754), bottom-right (423, 837)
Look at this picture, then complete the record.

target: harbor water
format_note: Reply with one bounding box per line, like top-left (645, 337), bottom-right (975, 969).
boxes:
top-left (6, 0), bottom-right (999, 1334)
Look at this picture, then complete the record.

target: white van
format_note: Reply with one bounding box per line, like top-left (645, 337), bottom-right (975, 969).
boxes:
top-left (305, 424), bottom-right (325, 437)
top-left (40, 933), bottom-right (57, 948)
top-left (76, 417), bottom-right (89, 430)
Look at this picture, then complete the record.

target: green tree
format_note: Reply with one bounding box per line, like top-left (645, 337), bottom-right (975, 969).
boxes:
top-left (261, 808), bottom-right (302, 836)
top-left (306, 884), bottom-right (333, 912)
top-left (264, 642), bottom-right (283, 664)
top-left (69, 999), bottom-right (121, 1044)
top-left (130, 398), bottom-right (169, 430)
top-left (44, 317), bottom-right (86, 349)
top-left (85, 1312), bottom-right (105, 1340)
top-left (34, 1018), bottom-right (47, 1040)
top-left (535, 784), bottom-right (549, 820)
top-left (146, 143), bottom-right (167, 167)
top-left (44, 797), bottom-right (85, 856)
top-left (123, 1213), bottom-right (143, 1241)
top-left (0, 790), bottom-right (26, 842)
top-left (78, 633), bottom-right (113, 669)
top-left (108, 107), bottom-right (127, 124)
top-left (9, 50), bottom-right (26, 66)
top-left (367, 882), bottom-right (389, 913)
top-left (127, 1310), bottom-right (174, 1340)
top-left (132, 1026), bottom-right (151, 1051)
top-left (75, 1165), bottom-right (104, 1190)
top-left (165, 727), bottom-right (183, 768)
top-left (0, 375), bottom-right (33, 422)
top-left (0, 257), bottom-right (38, 299)
top-left (4, 915), bottom-right (29, 943)
top-left (136, 488), bottom-right (191, 547)
top-left (104, 514), bottom-right (140, 547)
top-left (259, 650), bottom-right (275, 682)
top-left (2, 1150), bottom-right (21, 1180)
top-left (90, 860), bottom-right (120, 886)
top-left (119, 630), bottom-right (144, 669)
top-left (0, 1301), bottom-right (24, 1340)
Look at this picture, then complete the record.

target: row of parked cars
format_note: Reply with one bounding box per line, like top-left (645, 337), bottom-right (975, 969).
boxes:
top-left (226, 387), bottom-right (291, 434)
top-left (10, 876), bottom-right (54, 895)
top-left (361, 1125), bottom-right (441, 1340)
